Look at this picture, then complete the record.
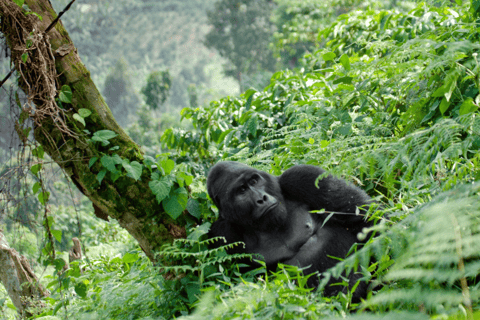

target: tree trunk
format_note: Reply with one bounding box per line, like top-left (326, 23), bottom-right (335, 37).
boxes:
top-left (0, 229), bottom-right (49, 317)
top-left (0, 0), bottom-right (186, 261)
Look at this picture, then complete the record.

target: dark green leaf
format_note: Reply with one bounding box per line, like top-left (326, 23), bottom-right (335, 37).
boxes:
top-left (96, 169), bottom-right (107, 184)
top-left (74, 282), bottom-right (88, 298)
top-left (149, 177), bottom-right (173, 203)
top-left (162, 187), bottom-right (188, 220)
top-left (122, 160), bottom-right (143, 181)
top-left (89, 157), bottom-right (98, 168)
top-left (186, 199), bottom-right (201, 219)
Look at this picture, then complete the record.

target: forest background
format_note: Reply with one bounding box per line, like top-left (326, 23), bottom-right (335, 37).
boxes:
top-left (1, 0), bottom-right (480, 319)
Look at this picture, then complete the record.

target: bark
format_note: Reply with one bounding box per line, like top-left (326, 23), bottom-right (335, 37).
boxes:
top-left (0, 0), bottom-right (186, 261)
top-left (0, 229), bottom-right (49, 317)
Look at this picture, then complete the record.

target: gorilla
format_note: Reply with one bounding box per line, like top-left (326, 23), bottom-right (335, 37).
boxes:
top-left (207, 161), bottom-right (376, 299)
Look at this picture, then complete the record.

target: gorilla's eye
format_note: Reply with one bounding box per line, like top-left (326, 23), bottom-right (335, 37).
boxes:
top-left (238, 186), bottom-right (247, 194)
top-left (249, 177), bottom-right (258, 185)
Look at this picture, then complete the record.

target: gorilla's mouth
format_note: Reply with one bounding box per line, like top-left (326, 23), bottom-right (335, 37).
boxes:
top-left (254, 202), bottom-right (279, 220)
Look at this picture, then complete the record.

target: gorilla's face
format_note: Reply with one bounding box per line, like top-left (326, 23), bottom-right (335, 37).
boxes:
top-left (207, 161), bottom-right (288, 229)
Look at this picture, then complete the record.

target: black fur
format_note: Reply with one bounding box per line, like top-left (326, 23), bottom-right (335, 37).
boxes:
top-left (207, 161), bottom-right (375, 299)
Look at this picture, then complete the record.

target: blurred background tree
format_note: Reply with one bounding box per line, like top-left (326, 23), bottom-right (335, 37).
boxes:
top-left (204, 0), bottom-right (277, 91)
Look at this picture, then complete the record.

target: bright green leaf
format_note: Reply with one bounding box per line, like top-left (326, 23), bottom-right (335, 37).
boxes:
top-left (31, 163), bottom-right (42, 176)
top-left (21, 52), bottom-right (28, 63)
top-left (73, 113), bottom-right (85, 126)
top-left (59, 85), bottom-right (72, 103)
top-left (439, 97), bottom-right (450, 115)
top-left (160, 158), bottom-right (175, 175)
top-left (38, 191), bottom-right (50, 205)
top-left (459, 98), bottom-right (478, 115)
top-left (51, 229), bottom-right (62, 242)
top-left (122, 252), bottom-right (139, 264)
top-left (339, 54), bottom-right (351, 71)
top-left (13, 0), bottom-right (25, 7)
top-left (32, 145), bottom-right (44, 159)
top-left (32, 182), bottom-right (41, 194)
top-left (323, 52), bottom-right (336, 61)
top-left (78, 108), bottom-right (92, 118)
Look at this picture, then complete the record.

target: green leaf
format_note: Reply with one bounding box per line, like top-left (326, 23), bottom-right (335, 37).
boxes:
top-left (32, 145), bottom-right (44, 159)
top-left (162, 187), bottom-right (188, 220)
top-left (51, 229), bottom-right (62, 242)
top-left (323, 52), bottom-right (336, 61)
top-left (73, 113), bottom-right (85, 126)
top-left (96, 169), bottom-right (107, 184)
top-left (320, 140), bottom-right (330, 148)
top-left (91, 130), bottom-right (117, 146)
top-left (13, 0), bottom-right (25, 7)
top-left (31, 163), bottom-right (42, 176)
top-left (21, 52), bottom-right (28, 63)
top-left (38, 191), bottom-right (50, 205)
top-left (333, 76), bottom-right (353, 85)
top-left (149, 177), bottom-right (173, 203)
top-left (74, 282), bottom-right (88, 298)
top-left (122, 252), bottom-right (139, 264)
top-left (78, 108), bottom-right (92, 118)
top-left (89, 157), bottom-right (98, 168)
top-left (243, 89), bottom-right (256, 110)
top-left (186, 199), bottom-right (201, 219)
top-left (176, 171), bottom-right (193, 187)
top-left (339, 54), bottom-right (351, 71)
top-left (459, 98), bottom-right (478, 115)
top-left (53, 258), bottom-right (66, 271)
top-left (439, 97), bottom-right (450, 115)
top-left (122, 160), bottom-right (143, 181)
top-left (59, 85), bottom-right (72, 103)
top-left (101, 155), bottom-right (121, 173)
top-left (159, 158), bottom-right (175, 175)
top-left (32, 182), bottom-right (41, 194)
top-left (246, 116), bottom-right (258, 137)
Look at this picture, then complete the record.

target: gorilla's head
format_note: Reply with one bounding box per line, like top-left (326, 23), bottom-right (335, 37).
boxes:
top-left (207, 161), bottom-right (287, 229)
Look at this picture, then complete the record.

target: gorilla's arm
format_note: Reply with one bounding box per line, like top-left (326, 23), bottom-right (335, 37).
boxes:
top-left (278, 165), bottom-right (374, 226)
top-left (208, 218), bottom-right (246, 254)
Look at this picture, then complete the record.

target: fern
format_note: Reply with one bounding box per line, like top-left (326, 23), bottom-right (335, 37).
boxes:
top-left (323, 183), bottom-right (480, 314)
top-left (158, 237), bottom-right (254, 284)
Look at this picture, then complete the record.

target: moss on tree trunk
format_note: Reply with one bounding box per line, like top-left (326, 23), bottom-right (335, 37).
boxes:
top-left (0, 0), bottom-right (186, 261)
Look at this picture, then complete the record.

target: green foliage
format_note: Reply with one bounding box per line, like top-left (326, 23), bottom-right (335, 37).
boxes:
top-left (157, 0), bottom-right (480, 318)
top-left (141, 70), bottom-right (171, 111)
